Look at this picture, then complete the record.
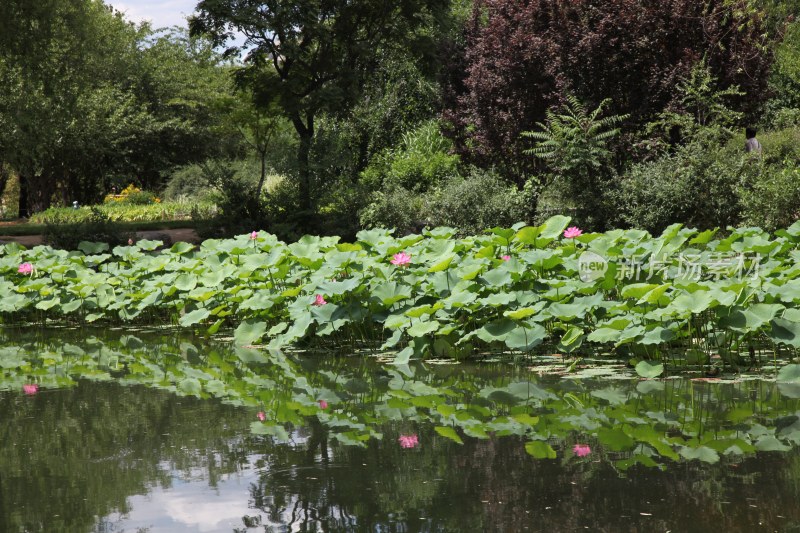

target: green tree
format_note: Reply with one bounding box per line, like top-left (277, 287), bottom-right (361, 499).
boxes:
top-left (0, 2), bottom-right (241, 215)
top-left (190, 0), bottom-right (451, 215)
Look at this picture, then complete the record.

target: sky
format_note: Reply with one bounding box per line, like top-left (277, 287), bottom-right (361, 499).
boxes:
top-left (107, 0), bottom-right (199, 30)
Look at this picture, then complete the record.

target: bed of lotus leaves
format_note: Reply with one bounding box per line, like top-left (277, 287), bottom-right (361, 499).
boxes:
top-left (3, 215), bottom-right (800, 374)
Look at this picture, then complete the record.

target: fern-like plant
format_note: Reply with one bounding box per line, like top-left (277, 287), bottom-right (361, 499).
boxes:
top-left (522, 95), bottom-right (628, 177)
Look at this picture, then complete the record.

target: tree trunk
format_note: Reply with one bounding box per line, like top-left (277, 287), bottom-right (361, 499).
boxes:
top-left (17, 175), bottom-right (29, 219)
top-left (297, 132), bottom-right (312, 212)
top-left (256, 148), bottom-right (268, 199)
top-left (290, 112), bottom-right (315, 214)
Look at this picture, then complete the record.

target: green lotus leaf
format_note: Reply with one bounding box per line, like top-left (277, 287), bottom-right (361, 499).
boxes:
top-left (435, 425), bottom-right (464, 444)
top-left (539, 215), bottom-right (571, 240)
top-left (777, 364), bottom-right (800, 383)
top-left (598, 427), bottom-right (636, 451)
top-left (635, 360), bottom-right (664, 378)
top-left (769, 318), bottom-right (800, 348)
top-left (671, 290), bottom-right (717, 314)
top-left (234, 319), bottom-right (267, 345)
top-left (504, 324), bottom-right (547, 352)
top-left (679, 446), bottom-right (720, 463)
top-left (406, 320), bottom-right (440, 338)
top-left (474, 319), bottom-right (517, 343)
top-left (592, 387), bottom-right (627, 405)
top-left (78, 241), bottom-right (109, 254)
top-left (170, 241), bottom-right (195, 255)
top-left (525, 440), bottom-right (557, 459)
top-left (587, 328), bottom-right (622, 344)
top-left (179, 308), bottom-right (210, 327)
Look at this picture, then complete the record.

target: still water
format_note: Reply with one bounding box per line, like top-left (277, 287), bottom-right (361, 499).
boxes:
top-left (2, 328), bottom-right (800, 532)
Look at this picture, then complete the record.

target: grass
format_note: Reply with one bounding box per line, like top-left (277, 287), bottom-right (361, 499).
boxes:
top-left (0, 219), bottom-right (200, 236)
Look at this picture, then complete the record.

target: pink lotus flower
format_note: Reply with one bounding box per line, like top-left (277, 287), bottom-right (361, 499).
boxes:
top-left (564, 226), bottom-right (583, 239)
top-left (127, 238), bottom-right (134, 245)
top-left (398, 434), bottom-right (419, 449)
top-left (501, 255), bottom-right (511, 261)
top-left (390, 252), bottom-right (411, 266)
top-left (249, 231), bottom-right (258, 240)
top-left (312, 294), bottom-right (327, 306)
top-left (318, 399), bottom-right (328, 409)
top-left (573, 444), bottom-right (591, 457)
top-left (257, 411), bottom-right (266, 421)
top-left (22, 384), bottom-right (38, 395)
top-left (17, 263), bottom-right (33, 275)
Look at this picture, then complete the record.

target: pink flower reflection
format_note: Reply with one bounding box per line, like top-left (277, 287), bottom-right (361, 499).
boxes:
top-left (398, 434), bottom-right (419, 449)
top-left (573, 444), bottom-right (591, 457)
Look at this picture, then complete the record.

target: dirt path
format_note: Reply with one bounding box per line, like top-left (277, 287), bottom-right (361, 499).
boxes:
top-left (0, 228), bottom-right (201, 247)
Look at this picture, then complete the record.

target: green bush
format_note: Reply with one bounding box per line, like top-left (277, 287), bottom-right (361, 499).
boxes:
top-left (610, 141), bottom-right (744, 233)
top-left (163, 164), bottom-right (210, 201)
top-left (43, 207), bottom-right (133, 250)
top-left (122, 190), bottom-right (158, 205)
top-left (739, 163), bottom-right (800, 231)
top-left (358, 185), bottom-right (429, 235)
top-left (734, 128), bottom-right (800, 231)
top-left (429, 169), bottom-right (532, 235)
top-left (361, 120), bottom-right (460, 192)
top-left (359, 168), bottom-right (532, 235)
top-left (29, 200), bottom-right (215, 225)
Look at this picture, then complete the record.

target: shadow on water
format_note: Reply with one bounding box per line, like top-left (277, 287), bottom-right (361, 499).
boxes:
top-left (2, 327), bottom-right (800, 531)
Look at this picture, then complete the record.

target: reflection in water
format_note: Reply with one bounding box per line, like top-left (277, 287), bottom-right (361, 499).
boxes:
top-left (1, 328), bottom-right (800, 531)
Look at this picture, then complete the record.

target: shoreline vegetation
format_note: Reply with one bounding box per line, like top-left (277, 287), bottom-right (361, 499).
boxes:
top-left (3, 215), bottom-right (800, 378)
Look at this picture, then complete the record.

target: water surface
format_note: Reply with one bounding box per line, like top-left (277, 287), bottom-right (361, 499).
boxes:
top-left (1, 328), bottom-right (800, 532)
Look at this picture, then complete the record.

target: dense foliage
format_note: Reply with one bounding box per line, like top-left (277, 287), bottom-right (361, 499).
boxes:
top-left (0, 1), bottom-right (240, 215)
top-left (1, 1), bottom-right (800, 239)
top-left (444, 0), bottom-right (773, 179)
top-left (3, 218), bottom-right (800, 377)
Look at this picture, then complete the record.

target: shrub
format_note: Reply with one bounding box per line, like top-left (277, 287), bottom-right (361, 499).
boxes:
top-left (359, 168), bottom-right (532, 235)
top-left (361, 120), bottom-right (460, 192)
top-left (736, 127), bottom-right (800, 231)
top-left (429, 169), bottom-right (532, 235)
top-left (43, 207), bottom-right (133, 250)
top-left (29, 200), bottom-right (215, 225)
top-left (739, 164), bottom-right (800, 231)
top-left (610, 141), bottom-right (744, 233)
top-left (163, 164), bottom-right (211, 201)
top-left (358, 185), bottom-right (429, 235)
top-left (104, 184), bottom-right (160, 205)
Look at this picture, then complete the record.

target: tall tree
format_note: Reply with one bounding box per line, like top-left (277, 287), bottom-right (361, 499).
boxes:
top-left (190, 0), bottom-right (451, 214)
top-left (0, 2), bottom-right (240, 215)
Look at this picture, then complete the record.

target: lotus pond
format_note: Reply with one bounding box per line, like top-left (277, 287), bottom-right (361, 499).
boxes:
top-left (5, 327), bottom-right (800, 531)
top-left (7, 220), bottom-right (800, 530)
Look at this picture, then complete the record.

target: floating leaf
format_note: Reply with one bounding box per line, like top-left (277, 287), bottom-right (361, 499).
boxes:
top-left (635, 360), bottom-right (664, 378)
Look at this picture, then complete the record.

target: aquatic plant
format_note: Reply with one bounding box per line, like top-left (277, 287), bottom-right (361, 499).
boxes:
top-left (2, 216), bottom-right (800, 375)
